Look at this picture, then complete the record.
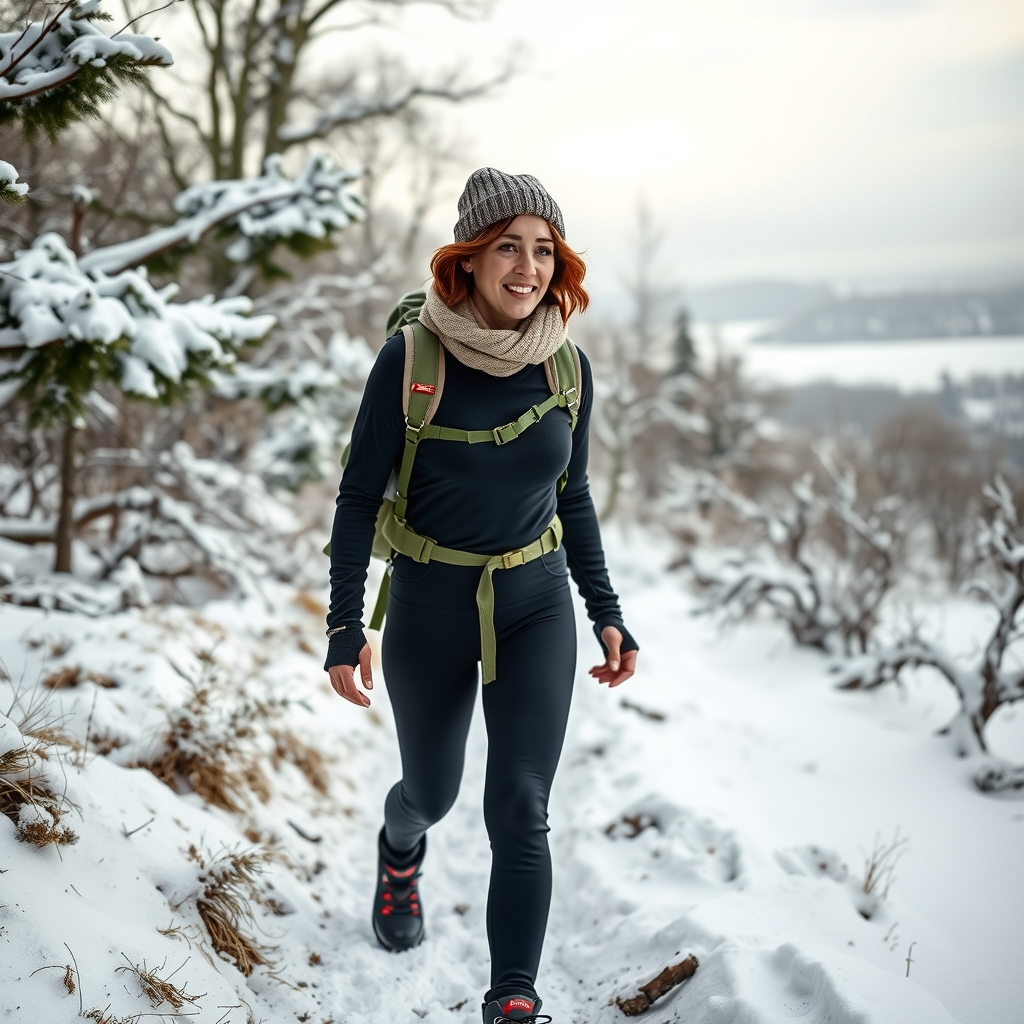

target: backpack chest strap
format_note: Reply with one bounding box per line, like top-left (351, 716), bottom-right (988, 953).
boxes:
top-left (420, 388), bottom-right (573, 445)
top-left (392, 388), bottom-right (575, 521)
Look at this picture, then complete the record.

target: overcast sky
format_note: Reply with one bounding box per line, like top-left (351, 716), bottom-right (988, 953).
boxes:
top-left (394, 0), bottom-right (1024, 299)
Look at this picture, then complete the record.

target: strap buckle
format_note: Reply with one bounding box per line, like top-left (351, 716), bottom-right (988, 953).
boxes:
top-left (492, 422), bottom-right (518, 445)
top-left (501, 548), bottom-right (526, 569)
top-left (412, 534), bottom-right (435, 563)
top-left (562, 386), bottom-right (578, 403)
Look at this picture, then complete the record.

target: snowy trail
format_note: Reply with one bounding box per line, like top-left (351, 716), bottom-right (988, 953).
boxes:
top-left (2, 541), bottom-right (1021, 1022)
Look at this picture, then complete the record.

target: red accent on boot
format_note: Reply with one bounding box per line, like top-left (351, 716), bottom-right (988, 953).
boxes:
top-left (502, 997), bottom-right (535, 1014)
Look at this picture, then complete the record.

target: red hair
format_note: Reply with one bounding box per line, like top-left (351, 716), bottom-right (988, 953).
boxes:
top-left (430, 218), bottom-right (589, 323)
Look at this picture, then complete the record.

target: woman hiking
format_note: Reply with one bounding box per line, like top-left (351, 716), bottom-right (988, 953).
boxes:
top-left (324, 167), bottom-right (639, 1024)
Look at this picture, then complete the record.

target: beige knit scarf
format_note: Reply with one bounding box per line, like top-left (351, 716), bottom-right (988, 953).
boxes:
top-left (418, 285), bottom-right (567, 378)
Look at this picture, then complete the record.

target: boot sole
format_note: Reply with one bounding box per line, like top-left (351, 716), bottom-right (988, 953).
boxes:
top-left (373, 915), bottom-right (425, 952)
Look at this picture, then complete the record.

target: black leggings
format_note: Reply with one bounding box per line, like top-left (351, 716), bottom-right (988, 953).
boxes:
top-left (381, 546), bottom-right (576, 1002)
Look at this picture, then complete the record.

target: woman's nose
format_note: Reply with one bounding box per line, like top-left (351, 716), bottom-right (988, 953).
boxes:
top-left (514, 252), bottom-right (536, 276)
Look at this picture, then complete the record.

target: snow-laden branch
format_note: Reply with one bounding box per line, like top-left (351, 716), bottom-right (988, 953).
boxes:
top-left (0, 233), bottom-right (274, 423)
top-left (0, 160), bottom-right (28, 203)
top-left (78, 154), bottom-right (363, 277)
top-left (210, 273), bottom-right (377, 489)
top-left (0, 1), bottom-right (173, 138)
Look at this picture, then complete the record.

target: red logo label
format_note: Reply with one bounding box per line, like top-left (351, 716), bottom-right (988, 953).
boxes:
top-left (502, 998), bottom-right (534, 1014)
top-left (410, 382), bottom-right (436, 395)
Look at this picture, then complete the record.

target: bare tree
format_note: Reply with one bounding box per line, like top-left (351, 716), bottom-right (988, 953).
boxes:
top-left (137, 0), bottom-right (505, 182)
top-left (873, 406), bottom-right (1000, 585)
top-left (589, 201), bottom-right (688, 521)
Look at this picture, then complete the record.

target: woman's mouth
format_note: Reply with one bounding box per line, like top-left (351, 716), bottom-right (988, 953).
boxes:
top-left (503, 283), bottom-right (536, 295)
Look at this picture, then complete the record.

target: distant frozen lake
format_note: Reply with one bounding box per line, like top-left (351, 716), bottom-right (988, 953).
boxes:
top-left (695, 322), bottom-right (1024, 391)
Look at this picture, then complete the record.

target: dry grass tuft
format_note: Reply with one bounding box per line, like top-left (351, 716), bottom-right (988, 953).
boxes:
top-left (89, 733), bottom-right (126, 756)
top-left (86, 671), bottom-right (119, 689)
top-left (62, 964), bottom-right (76, 994)
top-left (271, 730), bottom-right (329, 795)
top-left (137, 660), bottom-right (276, 813)
top-left (293, 591), bottom-right (326, 617)
top-left (0, 746), bottom-right (78, 847)
top-left (862, 829), bottom-right (909, 899)
top-left (116, 954), bottom-right (203, 1009)
top-left (186, 844), bottom-right (276, 977)
top-left (42, 666), bottom-right (82, 690)
top-left (84, 1008), bottom-right (132, 1024)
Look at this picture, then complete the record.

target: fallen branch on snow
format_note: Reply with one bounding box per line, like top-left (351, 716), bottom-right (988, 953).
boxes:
top-left (615, 955), bottom-right (699, 1016)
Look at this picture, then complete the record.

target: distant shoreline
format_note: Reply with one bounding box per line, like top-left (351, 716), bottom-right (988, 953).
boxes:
top-left (750, 332), bottom-right (1024, 346)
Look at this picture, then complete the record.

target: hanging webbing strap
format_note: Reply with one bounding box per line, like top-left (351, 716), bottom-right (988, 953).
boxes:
top-left (382, 513), bottom-right (562, 683)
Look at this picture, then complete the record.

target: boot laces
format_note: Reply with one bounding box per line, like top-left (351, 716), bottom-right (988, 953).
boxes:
top-left (379, 862), bottom-right (420, 917)
top-left (494, 1016), bottom-right (551, 1024)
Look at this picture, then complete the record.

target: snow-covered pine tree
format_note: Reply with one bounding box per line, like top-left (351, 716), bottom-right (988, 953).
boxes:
top-left (0, 1), bottom-right (365, 579)
top-left (1, 0), bottom-right (177, 571)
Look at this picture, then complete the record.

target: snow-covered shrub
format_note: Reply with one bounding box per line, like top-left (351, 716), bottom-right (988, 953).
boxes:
top-left (839, 478), bottom-right (1024, 786)
top-left (675, 449), bottom-right (903, 655)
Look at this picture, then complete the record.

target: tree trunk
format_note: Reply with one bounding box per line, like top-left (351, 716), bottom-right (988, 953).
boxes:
top-left (54, 419), bottom-right (78, 573)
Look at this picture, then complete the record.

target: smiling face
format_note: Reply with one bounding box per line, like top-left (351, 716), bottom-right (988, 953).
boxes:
top-left (459, 215), bottom-right (557, 330)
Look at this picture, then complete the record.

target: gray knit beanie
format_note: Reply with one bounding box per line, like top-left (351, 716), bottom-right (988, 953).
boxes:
top-left (454, 167), bottom-right (566, 242)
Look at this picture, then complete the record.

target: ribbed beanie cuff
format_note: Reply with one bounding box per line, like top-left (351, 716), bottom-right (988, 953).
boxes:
top-left (454, 167), bottom-right (565, 242)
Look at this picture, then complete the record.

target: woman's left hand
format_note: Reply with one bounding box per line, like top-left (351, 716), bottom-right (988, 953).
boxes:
top-left (589, 626), bottom-right (636, 688)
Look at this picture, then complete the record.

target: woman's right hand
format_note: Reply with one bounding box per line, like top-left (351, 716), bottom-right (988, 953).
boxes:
top-left (327, 643), bottom-right (373, 707)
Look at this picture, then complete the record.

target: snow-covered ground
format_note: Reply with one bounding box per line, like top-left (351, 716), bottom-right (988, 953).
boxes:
top-left (1, 534), bottom-right (1021, 1023)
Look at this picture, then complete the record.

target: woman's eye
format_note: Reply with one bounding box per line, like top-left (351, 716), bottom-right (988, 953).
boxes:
top-left (536, 247), bottom-right (552, 257)
top-left (498, 243), bottom-right (517, 252)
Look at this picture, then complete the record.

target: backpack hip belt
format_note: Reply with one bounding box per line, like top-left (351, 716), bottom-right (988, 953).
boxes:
top-left (381, 512), bottom-right (563, 684)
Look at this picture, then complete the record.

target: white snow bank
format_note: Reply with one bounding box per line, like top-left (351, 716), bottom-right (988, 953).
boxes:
top-left (1, 531), bottom-right (1019, 1022)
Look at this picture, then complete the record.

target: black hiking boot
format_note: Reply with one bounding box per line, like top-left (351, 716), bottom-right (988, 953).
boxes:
top-left (481, 995), bottom-right (551, 1023)
top-left (372, 827), bottom-right (425, 951)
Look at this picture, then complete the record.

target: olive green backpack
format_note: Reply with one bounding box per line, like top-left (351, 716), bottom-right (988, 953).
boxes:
top-left (326, 290), bottom-right (582, 681)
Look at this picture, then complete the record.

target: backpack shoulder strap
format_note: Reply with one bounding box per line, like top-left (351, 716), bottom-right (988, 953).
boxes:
top-left (394, 321), bottom-right (444, 522)
top-left (401, 321), bottom-right (445, 426)
top-left (544, 338), bottom-right (582, 431)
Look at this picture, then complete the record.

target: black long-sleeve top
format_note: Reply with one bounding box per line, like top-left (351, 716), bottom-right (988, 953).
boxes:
top-left (324, 332), bottom-right (637, 669)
